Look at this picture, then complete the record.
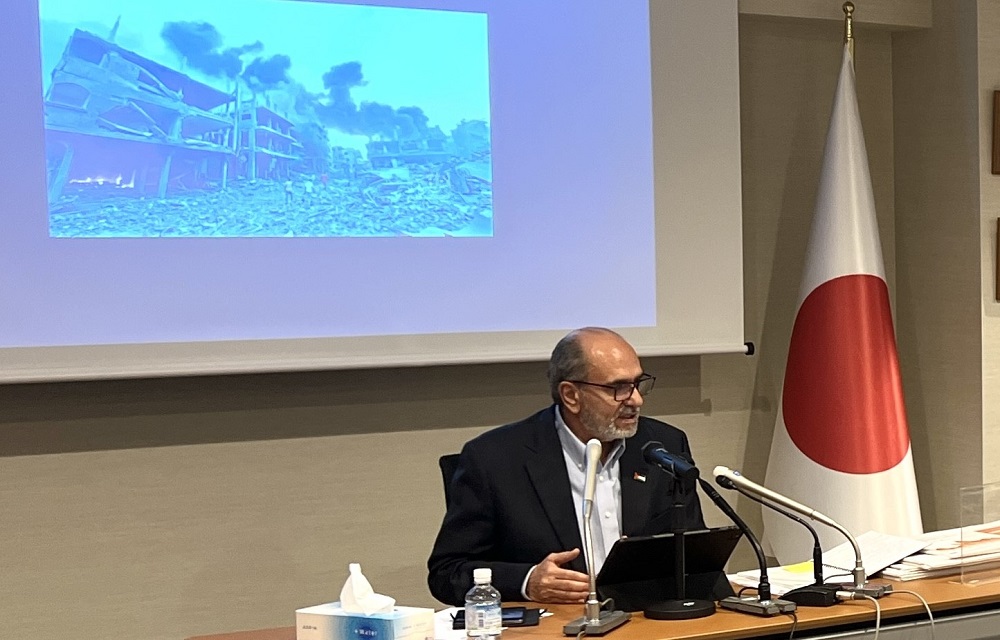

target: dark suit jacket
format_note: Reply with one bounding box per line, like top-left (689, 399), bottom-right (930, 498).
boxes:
top-left (427, 406), bottom-right (705, 605)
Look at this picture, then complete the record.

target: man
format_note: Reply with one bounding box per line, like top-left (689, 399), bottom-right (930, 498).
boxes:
top-left (427, 327), bottom-right (705, 606)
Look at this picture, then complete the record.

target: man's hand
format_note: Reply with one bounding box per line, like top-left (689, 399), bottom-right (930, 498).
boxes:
top-left (526, 549), bottom-right (590, 603)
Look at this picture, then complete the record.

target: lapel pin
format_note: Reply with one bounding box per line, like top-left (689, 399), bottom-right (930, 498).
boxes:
top-left (633, 472), bottom-right (646, 482)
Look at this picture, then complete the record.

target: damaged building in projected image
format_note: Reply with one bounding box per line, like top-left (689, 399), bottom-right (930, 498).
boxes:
top-left (38, 12), bottom-right (494, 238)
top-left (43, 28), bottom-right (299, 206)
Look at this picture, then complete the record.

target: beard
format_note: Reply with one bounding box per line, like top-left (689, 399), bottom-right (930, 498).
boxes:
top-left (580, 402), bottom-right (639, 441)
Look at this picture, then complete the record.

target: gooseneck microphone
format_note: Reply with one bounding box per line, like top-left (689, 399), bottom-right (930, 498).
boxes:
top-left (697, 479), bottom-right (796, 616)
top-left (717, 477), bottom-right (839, 607)
top-left (640, 442), bottom-right (699, 481)
top-left (713, 466), bottom-right (891, 598)
top-left (563, 439), bottom-right (630, 636)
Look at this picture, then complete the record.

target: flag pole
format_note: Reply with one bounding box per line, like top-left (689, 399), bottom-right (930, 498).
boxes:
top-left (843, 2), bottom-right (855, 66)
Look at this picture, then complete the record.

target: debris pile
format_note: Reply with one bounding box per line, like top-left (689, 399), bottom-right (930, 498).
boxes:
top-left (49, 165), bottom-right (493, 237)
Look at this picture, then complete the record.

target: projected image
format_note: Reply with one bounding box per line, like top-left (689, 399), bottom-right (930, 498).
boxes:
top-left (38, 0), bottom-right (493, 238)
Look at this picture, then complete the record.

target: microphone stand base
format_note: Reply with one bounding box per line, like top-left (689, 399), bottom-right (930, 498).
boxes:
top-left (842, 582), bottom-right (893, 599)
top-left (782, 584), bottom-right (841, 607)
top-left (720, 595), bottom-right (797, 616)
top-left (563, 610), bottom-right (631, 636)
top-left (643, 598), bottom-right (715, 620)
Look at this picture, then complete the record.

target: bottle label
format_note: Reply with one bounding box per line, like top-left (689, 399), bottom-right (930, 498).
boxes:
top-left (465, 603), bottom-right (501, 638)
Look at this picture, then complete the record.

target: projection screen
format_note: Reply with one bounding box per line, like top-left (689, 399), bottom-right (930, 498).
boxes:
top-left (0, 0), bottom-right (744, 382)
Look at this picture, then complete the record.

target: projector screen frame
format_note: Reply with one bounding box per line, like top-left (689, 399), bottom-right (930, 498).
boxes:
top-left (0, 0), bottom-right (745, 383)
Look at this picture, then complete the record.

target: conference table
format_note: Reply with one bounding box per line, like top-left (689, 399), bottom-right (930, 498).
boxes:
top-left (185, 575), bottom-right (1000, 640)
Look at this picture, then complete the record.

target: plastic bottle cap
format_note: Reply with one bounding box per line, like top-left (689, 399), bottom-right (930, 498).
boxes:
top-left (473, 568), bottom-right (492, 584)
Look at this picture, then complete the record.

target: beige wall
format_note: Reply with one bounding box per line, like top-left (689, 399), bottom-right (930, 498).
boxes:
top-left (7, 2), bottom-right (1000, 639)
top-left (893, 1), bottom-right (983, 527)
top-left (979, 1), bottom-right (1000, 488)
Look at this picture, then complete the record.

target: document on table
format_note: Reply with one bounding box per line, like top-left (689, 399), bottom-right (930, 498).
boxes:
top-left (730, 531), bottom-right (928, 595)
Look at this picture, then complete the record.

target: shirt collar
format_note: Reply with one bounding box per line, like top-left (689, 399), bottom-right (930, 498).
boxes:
top-left (553, 405), bottom-right (626, 467)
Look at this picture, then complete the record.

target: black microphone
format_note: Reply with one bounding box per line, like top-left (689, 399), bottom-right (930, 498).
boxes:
top-left (697, 479), bottom-right (796, 616)
top-left (641, 441), bottom-right (699, 481)
top-left (639, 442), bottom-right (714, 620)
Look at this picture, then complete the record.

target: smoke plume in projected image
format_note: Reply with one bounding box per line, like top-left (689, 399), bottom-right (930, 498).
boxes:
top-left (37, 0), bottom-right (493, 238)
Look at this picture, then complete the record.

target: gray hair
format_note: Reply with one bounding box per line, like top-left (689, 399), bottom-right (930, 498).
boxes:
top-left (547, 327), bottom-right (620, 404)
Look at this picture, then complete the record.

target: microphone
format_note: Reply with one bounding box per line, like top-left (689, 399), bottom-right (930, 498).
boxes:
top-left (563, 439), bottom-right (630, 636)
top-left (713, 466), bottom-right (891, 598)
top-left (641, 442), bottom-right (699, 481)
top-left (697, 479), bottom-right (796, 616)
top-left (583, 438), bottom-right (601, 513)
top-left (637, 447), bottom-right (716, 620)
top-left (721, 481), bottom-right (839, 607)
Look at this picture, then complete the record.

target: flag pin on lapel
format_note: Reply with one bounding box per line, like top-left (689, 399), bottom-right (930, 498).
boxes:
top-left (633, 472), bottom-right (646, 482)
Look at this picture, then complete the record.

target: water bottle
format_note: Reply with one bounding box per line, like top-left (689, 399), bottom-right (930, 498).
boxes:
top-left (465, 567), bottom-right (502, 640)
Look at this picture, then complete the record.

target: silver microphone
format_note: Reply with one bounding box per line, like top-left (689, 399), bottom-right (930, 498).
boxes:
top-left (583, 439), bottom-right (601, 513)
top-left (712, 466), bottom-right (890, 597)
top-left (581, 439), bottom-right (602, 582)
top-left (563, 439), bottom-right (631, 635)
top-left (712, 466), bottom-right (840, 529)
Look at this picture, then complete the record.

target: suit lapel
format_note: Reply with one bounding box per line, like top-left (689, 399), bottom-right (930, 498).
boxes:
top-left (619, 435), bottom-right (654, 535)
top-left (524, 409), bottom-right (584, 556)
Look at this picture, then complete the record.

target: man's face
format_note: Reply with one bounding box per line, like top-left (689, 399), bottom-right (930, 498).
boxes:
top-left (579, 397), bottom-right (639, 441)
top-left (572, 334), bottom-right (645, 442)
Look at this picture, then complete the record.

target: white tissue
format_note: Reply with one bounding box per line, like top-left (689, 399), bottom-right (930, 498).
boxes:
top-left (339, 563), bottom-right (396, 615)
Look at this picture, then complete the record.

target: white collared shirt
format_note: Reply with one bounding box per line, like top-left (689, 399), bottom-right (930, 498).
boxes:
top-left (554, 406), bottom-right (625, 574)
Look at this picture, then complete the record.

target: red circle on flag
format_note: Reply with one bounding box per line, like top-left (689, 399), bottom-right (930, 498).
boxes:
top-left (782, 274), bottom-right (910, 474)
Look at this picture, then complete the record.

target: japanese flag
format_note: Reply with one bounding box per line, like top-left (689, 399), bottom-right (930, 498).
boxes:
top-left (763, 45), bottom-right (923, 563)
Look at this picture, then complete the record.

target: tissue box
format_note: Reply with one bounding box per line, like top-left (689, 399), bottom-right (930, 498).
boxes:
top-left (295, 602), bottom-right (434, 640)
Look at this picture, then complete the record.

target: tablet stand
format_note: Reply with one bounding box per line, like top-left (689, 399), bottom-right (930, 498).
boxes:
top-left (642, 477), bottom-right (715, 620)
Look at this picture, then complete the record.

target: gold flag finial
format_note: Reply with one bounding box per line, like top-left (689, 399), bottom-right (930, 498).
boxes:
top-left (843, 2), bottom-right (855, 68)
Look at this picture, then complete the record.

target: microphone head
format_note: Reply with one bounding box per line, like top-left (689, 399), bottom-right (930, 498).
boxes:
top-left (642, 441), bottom-right (698, 480)
top-left (585, 438), bottom-right (602, 466)
top-left (640, 440), bottom-right (664, 462)
top-left (713, 465), bottom-right (735, 480)
top-left (582, 438), bottom-right (602, 505)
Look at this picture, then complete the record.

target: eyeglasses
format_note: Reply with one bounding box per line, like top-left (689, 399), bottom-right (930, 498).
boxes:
top-left (567, 373), bottom-right (656, 401)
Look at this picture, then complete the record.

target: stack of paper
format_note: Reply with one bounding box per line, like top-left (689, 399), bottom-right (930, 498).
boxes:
top-left (882, 521), bottom-right (1000, 581)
